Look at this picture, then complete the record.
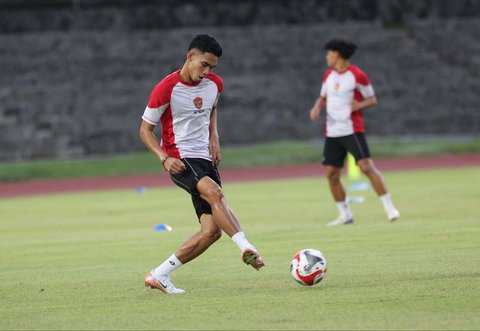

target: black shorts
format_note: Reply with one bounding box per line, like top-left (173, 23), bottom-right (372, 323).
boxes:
top-left (170, 158), bottom-right (222, 220)
top-left (322, 133), bottom-right (371, 168)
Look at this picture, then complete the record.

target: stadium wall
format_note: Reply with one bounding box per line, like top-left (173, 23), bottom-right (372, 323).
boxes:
top-left (0, 1), bottom-right (479, 160)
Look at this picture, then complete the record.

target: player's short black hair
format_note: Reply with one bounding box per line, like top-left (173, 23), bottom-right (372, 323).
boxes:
top-left (188, 34), bottom-right (222, 58)
top-left (324, 38), bottom-right (358, 59)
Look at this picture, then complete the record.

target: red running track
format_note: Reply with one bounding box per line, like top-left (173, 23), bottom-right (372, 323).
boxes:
top-left (1, 153), bottom-right (479, 199)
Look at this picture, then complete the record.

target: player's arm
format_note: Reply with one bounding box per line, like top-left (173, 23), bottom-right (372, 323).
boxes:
top-left (310, 96), bottom-right (326, 121)
top-left (139, 120), bottom-right (186, 175)
top-left (209, 106), bottom-right (221, 166)
top-left (352, 71), bottom-right (377, 112)
top-left (351, 96), bottom-right (377, 112)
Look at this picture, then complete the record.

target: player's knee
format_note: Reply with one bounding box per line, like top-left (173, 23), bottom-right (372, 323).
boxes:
top-left (206, 186), bottom-right (224, 202)
top-left (203, 227), bottom-right (222, 243)
top-left (359, 163), bottom-right (374, 176)
top-left (326, 169), bottom-right (340, 182)
top-left (359, 164), bottom-right (369, 175)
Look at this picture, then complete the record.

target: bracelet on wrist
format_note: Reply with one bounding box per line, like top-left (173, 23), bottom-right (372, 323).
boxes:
top-left (161, 155), bottom-right (170, 164)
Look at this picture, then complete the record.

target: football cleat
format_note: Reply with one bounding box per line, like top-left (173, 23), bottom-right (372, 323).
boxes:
top-left (144, 271), bottom-right (185, 294)
top-left (387, 209), bottom-right (400, 222)
top-left (242, 249), bottom-right (265, 271)
top-left (327, 216), bottom-right (354, 227)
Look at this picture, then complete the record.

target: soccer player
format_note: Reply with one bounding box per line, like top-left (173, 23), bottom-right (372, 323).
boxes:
top-left (139, 34), bottom-right (265, 294)
top-left (309, 38), bottom-right (400, 226)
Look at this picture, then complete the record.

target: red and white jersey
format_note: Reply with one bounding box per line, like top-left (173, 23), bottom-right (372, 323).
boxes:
top-left (142, 69), bottom-right (223, 160)
top-left (320, 64), bottom-right (375, 137)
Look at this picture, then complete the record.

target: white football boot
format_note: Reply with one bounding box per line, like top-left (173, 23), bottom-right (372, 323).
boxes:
top-left (144, 271), bottom-right (185, 294)
top-left (387, 209), bottom-right (400, 222)
top-left (327, 216), bottom-right (354, 227)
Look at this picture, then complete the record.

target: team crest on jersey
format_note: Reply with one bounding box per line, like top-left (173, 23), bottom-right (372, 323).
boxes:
top-left (193, 97), bottom-right (203, 110)
top-left (334, 83), bottom-right (340, 91)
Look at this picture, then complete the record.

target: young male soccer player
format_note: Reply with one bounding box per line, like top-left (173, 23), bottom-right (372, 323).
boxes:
top-left (140, 34), bottom-right (265, 294)
top-left (309, 38), bottom-right (400, 226)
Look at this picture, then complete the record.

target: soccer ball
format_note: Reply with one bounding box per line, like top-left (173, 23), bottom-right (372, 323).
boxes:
top-left (290, 249), bottom-right (327, 286)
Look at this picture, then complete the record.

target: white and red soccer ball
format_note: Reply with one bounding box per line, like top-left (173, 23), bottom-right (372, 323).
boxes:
top-left (290, 249), bottom-right (327, 286)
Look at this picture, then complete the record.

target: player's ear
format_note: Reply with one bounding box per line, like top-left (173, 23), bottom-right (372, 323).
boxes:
top-left (186, 50), bottom-right (196, 62)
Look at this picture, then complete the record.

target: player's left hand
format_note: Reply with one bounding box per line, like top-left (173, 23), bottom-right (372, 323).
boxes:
top-left (209, 136), bottom-right (221, 166)
top-left (310, 107), bottom-right (321, 121)
top-left (351, 100), bottom-right (362, 111)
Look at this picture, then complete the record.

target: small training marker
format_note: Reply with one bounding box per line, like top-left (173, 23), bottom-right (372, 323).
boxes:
top-left (347, 196), bottom-right (365, 204)
top-left (347, 182), bottom-right (371, 192)
top-left (153, 224), bottom-right (173, 232)
top-left (135, 186), bottom-right (146, 194)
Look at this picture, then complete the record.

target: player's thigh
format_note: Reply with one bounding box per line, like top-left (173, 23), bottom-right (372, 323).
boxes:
top-left (323, 137), bottom-right (347, 168)
top-left (191, 160), bottom-right (224, 205)
top-left (343, 133), bottom-right (371, 163)
top-left (170, 164), bottom-right (197, 194)
top-left (197, 176), bottom-right (224, 203)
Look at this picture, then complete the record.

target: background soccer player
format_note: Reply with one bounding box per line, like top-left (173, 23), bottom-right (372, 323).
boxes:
top-left (309, 38), bottom-right (400, 226)
top-left (140, 34), bottom-right (265, 294)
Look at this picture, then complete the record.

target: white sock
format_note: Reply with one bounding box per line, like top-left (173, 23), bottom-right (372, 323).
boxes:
top-left (152, 254), bottom-right (183, 278)
top-left (231, 231), bottom-right (256, 252)
top-left (336, 201), bottom-right (353, 219)
top-left (380, 193), bottom-right (396, 212)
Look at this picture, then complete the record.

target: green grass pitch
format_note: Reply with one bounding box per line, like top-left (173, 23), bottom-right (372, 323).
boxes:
top-left (1, 167), bottom-right (479, 330)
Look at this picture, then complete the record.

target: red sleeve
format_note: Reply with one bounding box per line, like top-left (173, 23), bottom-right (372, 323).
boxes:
top-left (142, 73), bottom-right (178, 125)
top-left (350, 66), bottom-right (370, 85)
top-left (207, 73), bottom-right (223, 94)
top-left (148, 79), bottom-right (174, 108)
top-left (320, 69), bottom-right (332, 97)
top-left (322, 69), bottom-right (333, 82)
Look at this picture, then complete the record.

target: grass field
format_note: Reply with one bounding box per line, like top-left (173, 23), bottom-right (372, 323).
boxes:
top-left (1, 138), bottom-right (479, 182)
top-left (1, 167), bottom-right (480, 330)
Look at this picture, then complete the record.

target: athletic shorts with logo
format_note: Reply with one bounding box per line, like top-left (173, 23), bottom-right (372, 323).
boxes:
top-left (323, 133), bottom-right (371, 168)
top-left (170, 158), bottom-right (222, 220)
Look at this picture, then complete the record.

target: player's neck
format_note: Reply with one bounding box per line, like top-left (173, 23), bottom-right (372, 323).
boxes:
top-left (334, 60), bottom-right (350, 72)
top-left (179, 64), bottom-right (193, 83)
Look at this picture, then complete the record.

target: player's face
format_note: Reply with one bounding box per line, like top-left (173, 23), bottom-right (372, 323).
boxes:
top-left (187, 50), bottom-right (218, 82)
top-left (325, 50), bottom-right (340, 68)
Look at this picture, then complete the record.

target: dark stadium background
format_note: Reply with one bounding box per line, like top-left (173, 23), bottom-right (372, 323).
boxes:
top-left (0, 0), bottom-right (479, 161)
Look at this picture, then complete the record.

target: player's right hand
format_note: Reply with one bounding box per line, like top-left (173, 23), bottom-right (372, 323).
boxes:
top-left (310, 107), bottom-right (321, 121)
top-left (164, 158), bottom-right (186, 175)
